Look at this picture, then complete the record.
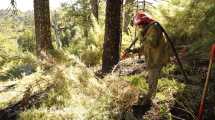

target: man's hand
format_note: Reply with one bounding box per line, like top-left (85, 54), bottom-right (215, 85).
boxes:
top-left (121, 48), bottom-right (131, 60)
top-left (125, 48), bottom-right (132, 53)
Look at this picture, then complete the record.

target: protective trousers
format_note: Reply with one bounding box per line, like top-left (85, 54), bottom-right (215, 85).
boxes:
top-left (146, 66), bottom-right (162, 101)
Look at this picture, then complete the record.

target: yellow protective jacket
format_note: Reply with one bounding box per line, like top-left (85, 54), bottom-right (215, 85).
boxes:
top-left (137, 22), bottom-right (171, 69)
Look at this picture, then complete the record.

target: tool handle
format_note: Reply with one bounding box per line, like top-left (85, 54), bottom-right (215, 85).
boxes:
top-left (128, 21), bottom-right (156, 50)
top-left (197, 54), bottom-right (213, 120)
top-left (156, 22), bottom-right (189, 81)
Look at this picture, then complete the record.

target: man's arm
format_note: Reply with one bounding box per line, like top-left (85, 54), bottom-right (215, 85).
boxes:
top-left (127, 37), bottom-right (139, 50)
top-left (127, 47), bottom-right (141, 53)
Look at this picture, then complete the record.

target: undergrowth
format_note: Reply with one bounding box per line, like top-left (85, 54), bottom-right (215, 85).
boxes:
top-left (0, 39), bottom-right (200, 120)
top-left (14, 54), bottom-right (139, 120)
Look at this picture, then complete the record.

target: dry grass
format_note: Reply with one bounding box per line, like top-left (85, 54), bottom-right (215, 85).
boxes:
top-left (0, 52), bottom-right (193, 120)
top-left (5, 55), bottom-right (140, 120)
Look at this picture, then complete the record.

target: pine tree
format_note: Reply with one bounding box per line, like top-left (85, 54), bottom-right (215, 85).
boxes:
top-left (102, 0), bottom-right (123, 73)
top-left (34, 0), bottom-right (53, 58)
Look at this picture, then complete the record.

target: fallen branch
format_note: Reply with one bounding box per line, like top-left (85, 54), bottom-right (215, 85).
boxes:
top-left (0, 84), bottom-right (53, 120)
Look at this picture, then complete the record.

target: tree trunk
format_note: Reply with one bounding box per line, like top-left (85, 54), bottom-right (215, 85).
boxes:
top-left (123, 0), bottom-right (135, 33)
top-left (102, 0), bottom-right (123, 73)
top-left (34, 0), bottom-right (53, 58)
top-left (90, 0), bottom-right (99, 20)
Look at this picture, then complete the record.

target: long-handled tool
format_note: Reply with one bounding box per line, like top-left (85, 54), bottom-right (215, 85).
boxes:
top-left (121, 22), bottom-right (153, 60)
top-left (121, 22), bottom-right (189, 82)
top-left (197, 44), bottom-right (215, 120)
top-left (156, 22), bottom-right (189, 82)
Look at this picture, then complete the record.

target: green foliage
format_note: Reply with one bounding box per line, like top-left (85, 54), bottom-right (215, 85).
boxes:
top-left (1, 1), bottom-right (214, 119)
top-left (188, 39), bottom-right (215, 57)
top-left (80, 45), bottom-right (102, 66)
top-left (0, 52), bottom-right (37, 80)
top-left (0, 28), bottom-right (37, 81)
top-left (64, 15), bottom-right (104, 66)
top-left (51, 11), bottom-right (76, 48)
top-left (19, 110), bottom-right (70, 120)
top-left (49, 1), bottom-right (106, 66)
top-left (147, 0), bottom-right (215, 62)
top-left (17, 58), bottom-right (140, 120)
top-left (17, 29), bottom-right (35, 52)
top-left (126, 74), bottom-right (148, 92)
top-left (40, 75), bottom-right (71, 108)
top-left (162, 64), bottom-right (176, 75)
top-left (151, 0), bottom-right (215, 44)
top-left (57, 0), bottom-right (92, 42)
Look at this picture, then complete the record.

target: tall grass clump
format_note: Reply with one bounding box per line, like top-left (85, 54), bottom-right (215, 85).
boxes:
top-left (18, 54), bottom-right (141, 120)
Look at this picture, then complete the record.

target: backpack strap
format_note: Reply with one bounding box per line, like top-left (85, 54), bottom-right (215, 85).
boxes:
top-left (127, 21), bottom-right (158, 50)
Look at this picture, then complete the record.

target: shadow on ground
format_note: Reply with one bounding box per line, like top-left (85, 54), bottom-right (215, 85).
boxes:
top-left (170, 61), bottom-right (215, 120)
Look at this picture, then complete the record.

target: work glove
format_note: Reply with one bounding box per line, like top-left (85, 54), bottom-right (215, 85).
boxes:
top-left (125, 48), bottom-right (132, 53)
top-left (121, 48), bottom-right (131, 60)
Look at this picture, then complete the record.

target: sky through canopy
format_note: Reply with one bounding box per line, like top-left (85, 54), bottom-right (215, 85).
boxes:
top-left (0, 0), bottom-right (70, 11)
top-left (0, 0), bottom-right (159, 12)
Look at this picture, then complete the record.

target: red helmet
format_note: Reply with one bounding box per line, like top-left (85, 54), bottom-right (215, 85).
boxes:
top-left (133, 11), bottom-right (154, 26)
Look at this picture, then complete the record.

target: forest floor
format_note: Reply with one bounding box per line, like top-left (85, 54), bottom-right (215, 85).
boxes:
top-left (0, 52), bottom-right (214, 120)
top-left (114, 55), bottom-right (215, 120)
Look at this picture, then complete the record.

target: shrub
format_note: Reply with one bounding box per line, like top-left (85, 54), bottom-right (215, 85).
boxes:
top-left (17, 29), bottom-right (35, 52)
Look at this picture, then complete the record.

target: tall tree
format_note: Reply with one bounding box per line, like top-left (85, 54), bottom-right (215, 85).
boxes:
top-left (102, 0), bottom-right (123, 73)
top-left (34, 0), bottom-right (53, 58)
top-left (90, 0), bottom-right (99, 20)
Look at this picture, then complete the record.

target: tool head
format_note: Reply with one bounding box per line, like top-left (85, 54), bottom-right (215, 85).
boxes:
top-left (120, 51), bottom-right (129, 60)
top-left (133, 11), bottom-right (154, 26)
top-left (197, 101), bottom-right (205, 120)
top-left (211, 44), bottom-right (215, 62)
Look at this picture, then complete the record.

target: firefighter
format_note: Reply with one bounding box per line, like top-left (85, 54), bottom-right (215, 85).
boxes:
top-left (125, 11), bottom-right (172, 105)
